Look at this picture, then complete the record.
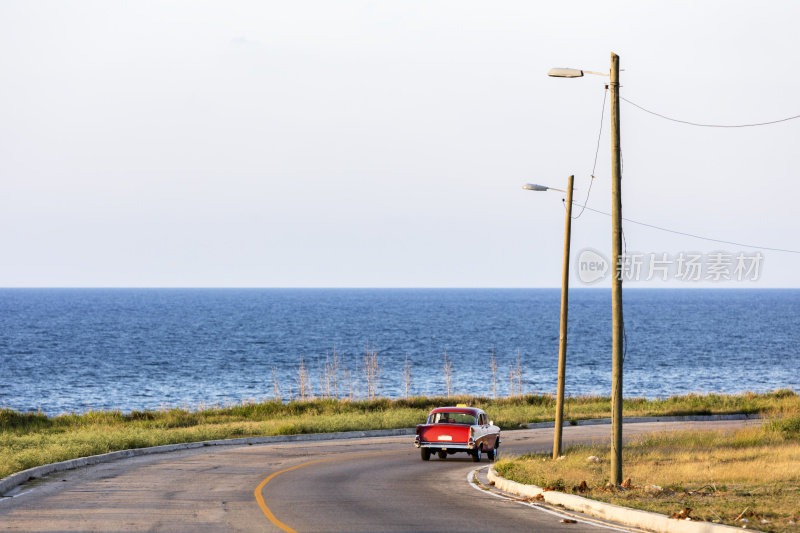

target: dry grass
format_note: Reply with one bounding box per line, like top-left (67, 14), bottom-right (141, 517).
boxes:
top-left (495, 416), bottom-right (800, 531)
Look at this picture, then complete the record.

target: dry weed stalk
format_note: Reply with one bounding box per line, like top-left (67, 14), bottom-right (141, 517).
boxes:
top-left (295, 357), bottom-right (314, 401)
top-left (271, 366), bottom-right (281, 401)
top-left (363, 344), bottom-right (381, 401)
top-left (443, 348), bottom-right (453, 397)
top-left (515, 349), bottom-right (523, 397)
top-left (329, 347), bottom-right (340, 399)
top-left (317, 349), bottom-right (341, 400)
top-left (354, 359), bottom-right (362, 400)
top-left (318, 358), bottom-right (329, 399)
top-left (403, 352), bottom-right (412, 399)
top-left (341, 357), bottom-right (354, 401)
top-left (490, 345), bottom-right (497, 399)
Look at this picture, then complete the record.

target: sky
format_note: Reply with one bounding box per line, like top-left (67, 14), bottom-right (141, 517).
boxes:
top-left (1, 1), bottom-right (799, 288)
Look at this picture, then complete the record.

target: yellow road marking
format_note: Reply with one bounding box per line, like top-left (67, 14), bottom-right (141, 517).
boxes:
top-left (254, 450), bottom-right (395, 532)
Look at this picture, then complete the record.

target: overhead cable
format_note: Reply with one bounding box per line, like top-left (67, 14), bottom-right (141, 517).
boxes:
top-left (572, 87), bottom-right (608, 220)
top-left (574, 202), bottom-right (800, 254)
top-left (621, 97), bottom-right (800, 128)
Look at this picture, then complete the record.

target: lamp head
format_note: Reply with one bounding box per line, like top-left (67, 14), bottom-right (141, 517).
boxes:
top-left (548, 68), bottom-right (584, 78)
top-left (522, 183), bottom-right (549, 191)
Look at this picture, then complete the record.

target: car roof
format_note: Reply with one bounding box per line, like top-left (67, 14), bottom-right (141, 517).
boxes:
top-left (429, 407), bottom-right (482, 415)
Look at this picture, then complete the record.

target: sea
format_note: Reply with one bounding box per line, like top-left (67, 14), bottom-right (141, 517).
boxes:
top-left (1, 288), bottom-right (798, 415)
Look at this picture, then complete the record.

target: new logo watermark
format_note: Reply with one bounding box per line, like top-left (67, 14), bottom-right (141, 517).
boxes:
top-left (575, 249), bottom-right (764, 283)
top-left (576, 249), bottom-right (609, 284)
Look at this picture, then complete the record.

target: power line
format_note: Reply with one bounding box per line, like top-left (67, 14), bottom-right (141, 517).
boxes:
top-left (572, 87), bottom-right (608, 220)
top-left (621, 96), bottom-right (800, 128)
top-left (574, 202), bottom-right (800, 254)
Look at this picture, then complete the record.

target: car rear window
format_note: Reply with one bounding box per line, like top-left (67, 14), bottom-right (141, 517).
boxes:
top-left (427, 412), bottom-right (477, 425)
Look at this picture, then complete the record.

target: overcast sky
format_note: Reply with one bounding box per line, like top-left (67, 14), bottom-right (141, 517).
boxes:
top-left (1, 1), bottom-right (798, 288)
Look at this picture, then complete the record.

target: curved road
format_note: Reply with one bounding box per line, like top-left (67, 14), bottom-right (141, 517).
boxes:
top-left (0, 420), bottom-right (756, 532)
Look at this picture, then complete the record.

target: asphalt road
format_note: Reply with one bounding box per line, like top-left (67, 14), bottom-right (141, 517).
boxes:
top-left (0, 419), bottom-right (758, 532)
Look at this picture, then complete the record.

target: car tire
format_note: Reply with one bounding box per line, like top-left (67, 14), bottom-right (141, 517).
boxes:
top-left (421, 448), bottom-right (431, 461)
top-left (472, 446), bottom-right (482, 462)
top-left (437, 451), bottom-right (447, 460)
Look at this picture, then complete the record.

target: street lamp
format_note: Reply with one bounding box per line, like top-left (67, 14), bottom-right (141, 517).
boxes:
top-left (549, 53), bottom-right (624, 484)
top-left (522, 183), bottom-right (566, 193)
top-left (547, 68), bottom-right (608, 78)
top-left (523, 176), bottom-right (574, 459)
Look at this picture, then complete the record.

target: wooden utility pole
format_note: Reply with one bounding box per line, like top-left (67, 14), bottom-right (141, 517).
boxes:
top-left (553, 175), bottom-right (574, 459)
top-left (609, 52), bottom-right (624, 485)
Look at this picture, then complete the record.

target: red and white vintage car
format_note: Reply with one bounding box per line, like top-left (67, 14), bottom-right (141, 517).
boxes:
top-left (414, 406), bottom-right (500, 462)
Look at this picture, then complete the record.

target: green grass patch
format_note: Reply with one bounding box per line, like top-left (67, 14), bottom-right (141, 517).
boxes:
top-left (1, 390), bottom-right (798, 484)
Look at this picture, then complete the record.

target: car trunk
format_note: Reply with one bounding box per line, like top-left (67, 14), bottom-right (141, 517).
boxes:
top-left (418, 424), bottom-right (470, 444)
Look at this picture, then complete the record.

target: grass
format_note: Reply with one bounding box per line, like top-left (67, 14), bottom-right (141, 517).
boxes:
top-left (1, 390), bottom-right (798, 484)
top-left (495, 412), bottom-right (800, 532)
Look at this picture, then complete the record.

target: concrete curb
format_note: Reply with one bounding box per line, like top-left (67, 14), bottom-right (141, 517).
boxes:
top-left (524, 413), bottom-right (763, 429)
top-left (0, 427), bottom-right (414, 497)
top-left (486, 469), bottom-right (750, 532)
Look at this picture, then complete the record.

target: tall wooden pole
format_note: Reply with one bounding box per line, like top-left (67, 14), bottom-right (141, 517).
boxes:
top-left (553, 175), bottom-right (574, 459)
top-left (610, 52), bottom-right (624, 485)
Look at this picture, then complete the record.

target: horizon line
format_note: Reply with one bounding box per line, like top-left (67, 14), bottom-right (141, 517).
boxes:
top-left (1, 286), bottom-right (798, 290)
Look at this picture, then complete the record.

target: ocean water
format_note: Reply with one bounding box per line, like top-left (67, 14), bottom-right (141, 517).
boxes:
top-left (1, 288), bottom-right (798, 415)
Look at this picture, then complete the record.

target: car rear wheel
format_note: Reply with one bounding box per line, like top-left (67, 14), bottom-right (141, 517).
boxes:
top-left (421, 448), bottom-right (431, 461)
top-left (437, 451), bottom-right (447, 460)
top-left (472, 446), bottom-right (482, 462)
